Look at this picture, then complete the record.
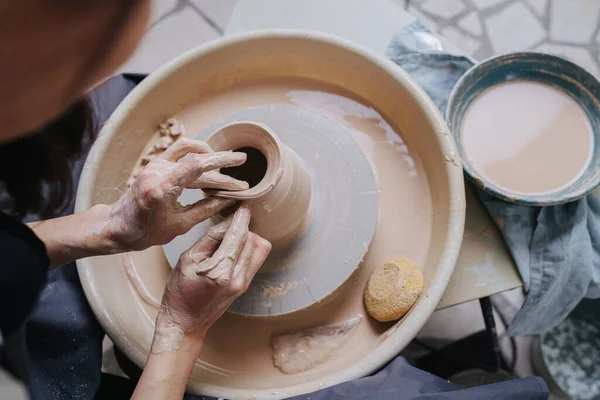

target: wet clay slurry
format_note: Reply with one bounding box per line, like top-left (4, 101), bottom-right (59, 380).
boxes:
top-left (126, 78), bottom-right (433, 386)
top-left (461, 81), bottom-right (594, 195)
top-left (272, 315), bottom-right (363, 374)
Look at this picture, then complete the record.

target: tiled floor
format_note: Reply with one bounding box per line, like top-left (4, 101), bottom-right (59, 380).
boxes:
top-left (120, 0), bottom-right (236, 73)
top-left (123, 0), bottom-right (600, 77)
top-left (115, 0), bottom-right (598, 394)
top-left (405, 0), bottom-right (600, 75)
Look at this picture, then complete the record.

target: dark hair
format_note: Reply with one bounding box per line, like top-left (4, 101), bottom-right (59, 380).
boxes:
top-left (0, 0), bottom-right (141, 220)
top-left (0, 100), bottom-right (95, 219)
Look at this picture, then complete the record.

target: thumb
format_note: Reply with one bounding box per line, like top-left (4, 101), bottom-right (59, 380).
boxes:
top-left (177, 197), bottom-right (237, 233)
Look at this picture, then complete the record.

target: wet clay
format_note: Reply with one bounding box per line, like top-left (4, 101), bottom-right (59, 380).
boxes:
top-left (364, 258), bottom-right (423, 322)
top-left (125, 77), bottom-right (433, 387)
top-left (461, 81), bottom-right (594, 195)
top-left (205, 122), bottom-right (313, 252)
top-left (272, 315), bottom-right (363, 374)
top-left (151, 323), bottom-right (185, 354)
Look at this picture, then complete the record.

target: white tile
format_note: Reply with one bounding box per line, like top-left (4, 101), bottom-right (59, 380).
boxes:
top-left (417, 296), bottom-right (538, 381)
top-left (495, 287), bottom-right (525, 315)
top-left (458, 11), bottom-right (484, 37)
top-left (550, 0), bottom-right (600, 44)
top-left (470, 0), bottom-right (508, 11)
top-left (120, 7), bottom-right (220, 73)
top-left (485, 2), bottom-right (546, 54)
top-left (419, 0), bottom-right (467, 20)
top-left (408, 5), bottom-right (440, 31)
top-left (536, 43), bottom-right (599, 75)
top-left (101, 336), bottom-right (128, 378)
top-left (190, 0), bottom-right (238, 31)
top-left (440, 26), bottom-right (482, 55)
top-left (417, 300), bottom-right (485, 342)
top-left (525, 0), bottom-right (548, 18)
top-left (514, 336), bottom-right (537, 378)
top-left (150, 0), bottom-right (178, 24)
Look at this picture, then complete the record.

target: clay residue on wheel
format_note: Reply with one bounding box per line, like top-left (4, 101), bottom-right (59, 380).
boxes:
top-left (123, 118), bottom-right (184, 305)
top-left (257, 278), bottom-right (308, 307)
top-left (127, 118), bottom-right (184, 187)
top-left (271, 315), bottom-right (363, 374)
top-left (122, 253), bottom-right (161, 308)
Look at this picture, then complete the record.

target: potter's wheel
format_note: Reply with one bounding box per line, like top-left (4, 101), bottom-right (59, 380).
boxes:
top-left (164, 105), bottom-right (379, 316)
top-left (77, 31), bottom-right (465, 400)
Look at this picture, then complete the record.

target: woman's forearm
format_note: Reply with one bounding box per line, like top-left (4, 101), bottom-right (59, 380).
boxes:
top-left (27, 204), bottom-right (123, 269)
top-left (132, 333), bottom-right (205, 400)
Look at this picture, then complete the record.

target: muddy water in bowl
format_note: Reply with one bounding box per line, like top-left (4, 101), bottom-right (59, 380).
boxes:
top-left (461, 80), bottom-right (594, 195)
top-left (447, 52), bottom-right (600, 205)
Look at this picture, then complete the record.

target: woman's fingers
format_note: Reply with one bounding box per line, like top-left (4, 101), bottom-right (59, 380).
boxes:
top-left (157, 138), bottom-right (212, 162)
top-left (186, 216), bottom-right (234, 264)
top-left (245, 235), bottom-right (271, 282)
top-left (220, 201), bottom-right (252, 256)
top-left (231, 233), bottom-right (257, 286)
top-left (169, 152), bottom-right (247, 188)
top-left (178, 197), bottom-right (237, 233)
top-left (188, 170), bottom-right (249, 191)
top-left (194, 202), bottom-right (251, 280)
top-left (232, 233), bottom-right (271, 290)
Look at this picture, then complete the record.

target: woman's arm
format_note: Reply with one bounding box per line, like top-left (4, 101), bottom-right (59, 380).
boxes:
top-left (132, 203), bottom-right (271, 400)
top-left (132, 334), bottom-right (204, 400)
top-left (27, 204), bottom-right (118, 269)
top-left (28, 138), bottom-right (249, 269)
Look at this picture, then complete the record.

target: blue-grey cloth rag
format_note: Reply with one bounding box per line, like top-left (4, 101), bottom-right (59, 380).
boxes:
top-left (386, 21), bottom-right (600, 336)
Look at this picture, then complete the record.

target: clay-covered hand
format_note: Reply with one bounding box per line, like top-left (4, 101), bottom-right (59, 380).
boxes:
top-left (152, 202), bottom-right (271, 350)
top-left (103, 138), bottom-right (250, 251)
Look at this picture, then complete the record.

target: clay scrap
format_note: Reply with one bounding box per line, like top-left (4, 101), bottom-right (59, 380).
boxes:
top-left (127, 118), bottom-right (184, 187)
top-left (272, 315), bottom-right (363, 374)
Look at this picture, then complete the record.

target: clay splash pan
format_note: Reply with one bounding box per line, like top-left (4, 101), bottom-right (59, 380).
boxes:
top-left (76, 31), bottom-right (465, 399)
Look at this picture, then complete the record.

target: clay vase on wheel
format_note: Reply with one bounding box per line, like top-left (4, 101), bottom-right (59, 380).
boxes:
top-left (205, 121), bottom-right (312, 250)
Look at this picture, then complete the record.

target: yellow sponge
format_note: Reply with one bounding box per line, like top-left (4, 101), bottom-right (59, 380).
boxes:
top-left (364, 257), bottom-right (424, 322)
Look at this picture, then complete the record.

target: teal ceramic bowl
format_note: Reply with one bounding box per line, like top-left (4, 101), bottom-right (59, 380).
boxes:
top-left (446, 52), bottom-right (600, 206)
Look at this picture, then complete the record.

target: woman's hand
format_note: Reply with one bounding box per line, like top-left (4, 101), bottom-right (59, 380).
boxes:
top-left (28, 138), bottom-right (251, 269)
top-left (103, 138), bottom-right (250, 252)
top-left (131, 203), bottom-right (271, 400)
top-left (153, 201), bottom-right (271, 348)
